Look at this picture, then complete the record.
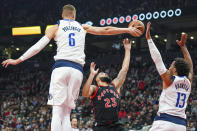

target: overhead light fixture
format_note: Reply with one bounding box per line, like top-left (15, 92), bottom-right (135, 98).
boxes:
top-left (119, 16), bottom-right (125, 23)
top-left (146, 12), bottom-right (152, 20)
top-left (190, 36), bottom-right (194, 40)
top-left (153, 11), bottom-right (159, 19)
top-left (160, 10), bottom-right (167, 18)
top-left (155, 35), bottom-right (159, 38)
top-left (175, 8), bottom-right (182, 16)
top-left (167, 10), bottom-right (174, 17)
top-left (16, 48), bottom-right (20, 51)
top-left (113, 17), bottom-right (119, 24)
top-left (100, 19), bottom-right (105, 26)
top-left (139, 13), bottom-right (145, 21)
top-left (164, 39), bottom-right (167, 42)
top-left (106, 18), bottom-right (112, 25)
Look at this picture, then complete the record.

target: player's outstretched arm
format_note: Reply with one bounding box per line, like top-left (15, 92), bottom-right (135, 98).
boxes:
top-left (176, 33), bottom-right (193, 83)
top-left (146, 22), bottom-right (172, 88)
top-left (82, 62), bottom-right (99, 98)
top-left (2, 25), bottom-right (58, 68)
top-left (112, 38), bottom-right (131, 93)
top-left (82, 24), bottom-right (142, 36)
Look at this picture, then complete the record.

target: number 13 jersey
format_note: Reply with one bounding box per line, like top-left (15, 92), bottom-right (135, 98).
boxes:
top-left (91, 84), bottom-right (120, 124)
top-left (158, 76), bottom-right (191, 119)
top-left (54, 19), bottom-right (86, 65)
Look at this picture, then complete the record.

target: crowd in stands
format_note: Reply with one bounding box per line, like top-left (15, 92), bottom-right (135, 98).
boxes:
top-left (0, 0), bottom-right (196, 28)
top-left (0, 49), bottom-right (197, 131)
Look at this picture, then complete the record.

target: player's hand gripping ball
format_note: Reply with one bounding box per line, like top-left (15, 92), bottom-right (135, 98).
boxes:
top-left (129, 20), bottom-right (145, 37)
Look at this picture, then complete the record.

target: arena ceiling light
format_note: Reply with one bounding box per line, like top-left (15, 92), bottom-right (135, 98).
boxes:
top-left (167, 10), bottom-right (174, 17)
top-left (100, 19), bottom-right (105, 26)
top-left (139, 13), bottom-right (145, 21)
top-left (146, 12), bottom-right (152, 20)
top-left (153, 11), bottom-right (159, 19)
top-left (164, 39), bottom-right (167, 42)
top-left (119, 16), bottom-right (125, 23)
top-left (12, 26), bottom-right (41, 36)
top-left (154, 35), bottom-right (159, 38)
top-left (113, 17), bottom-right (119, 24)
top-left (160, 10), bottom-right (167, 18)
top-left (125, 15), bottom-right (132, 23)
top-left (106, 18), bottom-right (112, 25)
top-left (175, 8), bottom-right (182, 16)
top-left (85, 21), bottom-right (93, 26)
top-left (132, 14), bottom-right (138, 20)
top-left (190, 36), bottom-right (194, 40)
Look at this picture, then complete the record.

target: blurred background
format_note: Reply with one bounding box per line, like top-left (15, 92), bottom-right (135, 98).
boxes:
top-left (0, 0), bottom-right (197, 130)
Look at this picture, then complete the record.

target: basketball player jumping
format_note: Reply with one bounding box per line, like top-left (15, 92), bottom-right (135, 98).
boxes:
top-left (82, 38), bottom-right (131, 131)
top-left (146, 22), bottom-right (193, 131)
top-left (2, 4), bottom-right (142, 131)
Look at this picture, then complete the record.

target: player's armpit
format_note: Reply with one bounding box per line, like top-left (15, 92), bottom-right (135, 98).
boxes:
top-left (161, 70), bottom-right (173, 89)
top-left (45, 24), bottom-right (58, 40)
top-left (89, 85), bottom-right (97, 99)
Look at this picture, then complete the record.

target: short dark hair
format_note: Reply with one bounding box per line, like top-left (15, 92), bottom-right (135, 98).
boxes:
top-left (174, 58), bottom-right (190, 77)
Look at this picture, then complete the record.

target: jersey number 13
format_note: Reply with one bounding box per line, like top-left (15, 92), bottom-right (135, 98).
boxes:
top-left (176, 92), bottom-right (186, 108)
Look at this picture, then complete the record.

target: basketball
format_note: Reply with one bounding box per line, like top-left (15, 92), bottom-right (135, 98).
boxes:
top-left (128, 20), bottom-right (145, 37)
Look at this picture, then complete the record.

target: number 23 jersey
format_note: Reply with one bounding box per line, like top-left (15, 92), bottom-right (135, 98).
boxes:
top-left (54, 19), bottom-right (86, 65)
top-left (158, 76), bottom-right (191, 119)
top-left (91, 84), bottom-right (120, 124)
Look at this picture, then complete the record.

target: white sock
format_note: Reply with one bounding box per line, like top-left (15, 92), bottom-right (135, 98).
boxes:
top-left (51, 105), bottom-right (64, 131)
top-left (62, 106), bottom-right (72, 131)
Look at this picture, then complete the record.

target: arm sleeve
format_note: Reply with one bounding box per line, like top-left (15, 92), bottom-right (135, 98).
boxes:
top-left (19, 36), bottom-right (50, 61)
top-left (147, 39), bottom-right (167, 75)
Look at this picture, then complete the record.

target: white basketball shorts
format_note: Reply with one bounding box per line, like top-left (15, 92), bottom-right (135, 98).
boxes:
top-left (47, 66), bottom-right (83, 109)
top-left (150, 120), bottom-right (186, 131)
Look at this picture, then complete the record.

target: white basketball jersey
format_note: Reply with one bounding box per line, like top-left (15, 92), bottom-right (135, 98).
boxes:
top-left (54, 19), bottom-right (86, 65)
top-left (158, 76), bottom-right (191, 119)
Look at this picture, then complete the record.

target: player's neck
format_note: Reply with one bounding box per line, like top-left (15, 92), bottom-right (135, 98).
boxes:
top-left (98, 82), bottom-right (109, 87)
top-left (63, 17), bottom-right (74, 20)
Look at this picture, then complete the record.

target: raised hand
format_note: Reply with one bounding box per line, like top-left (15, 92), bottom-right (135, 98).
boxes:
top-left (123, 38), bottom-right (131, 51)
top-left (176, 33), bottom-right (188, 47)
top-left (146, 22), bottom-right (151, 40)
top-left (2, 59), bottom-right (22, 68)
top-left (90, 62), bottom-right (99, 76)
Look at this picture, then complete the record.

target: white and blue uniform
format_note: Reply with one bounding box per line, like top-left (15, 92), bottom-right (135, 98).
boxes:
top-left (47, 19), bottom-right (86, 109)
top-left (150, 76), bottom-right (191, 131)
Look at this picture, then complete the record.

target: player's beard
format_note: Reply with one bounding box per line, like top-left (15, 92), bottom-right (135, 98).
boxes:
top-left (99, 76), bottom-right (112, 84)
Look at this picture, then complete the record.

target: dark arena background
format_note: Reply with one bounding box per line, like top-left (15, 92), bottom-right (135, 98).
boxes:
top-left (0, 0), bottom-right (197, 131)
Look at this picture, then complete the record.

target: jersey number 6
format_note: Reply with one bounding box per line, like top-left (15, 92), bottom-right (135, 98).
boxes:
top-left (69, 33), bottom-right (75, 46)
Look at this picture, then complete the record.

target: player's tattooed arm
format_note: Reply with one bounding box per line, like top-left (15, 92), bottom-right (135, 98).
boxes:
top-left (82, 62), bottom-right (99, 98)
top-left (82, 24), bottom-right (142, 36)
top-left (146, 22), bottom-right (172, 88)
top-left (176, 33), bottom-right (193, 83)
top-left (112, 39), bottom-right (131, 93)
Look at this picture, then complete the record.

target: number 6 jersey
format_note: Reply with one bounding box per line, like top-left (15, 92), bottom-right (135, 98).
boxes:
top-left (54, 19), bottom-right (86, 65)
top-left (158, 76), bottom-right (191, 119)
top-left (91, 84), bottom-right (120, 124)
